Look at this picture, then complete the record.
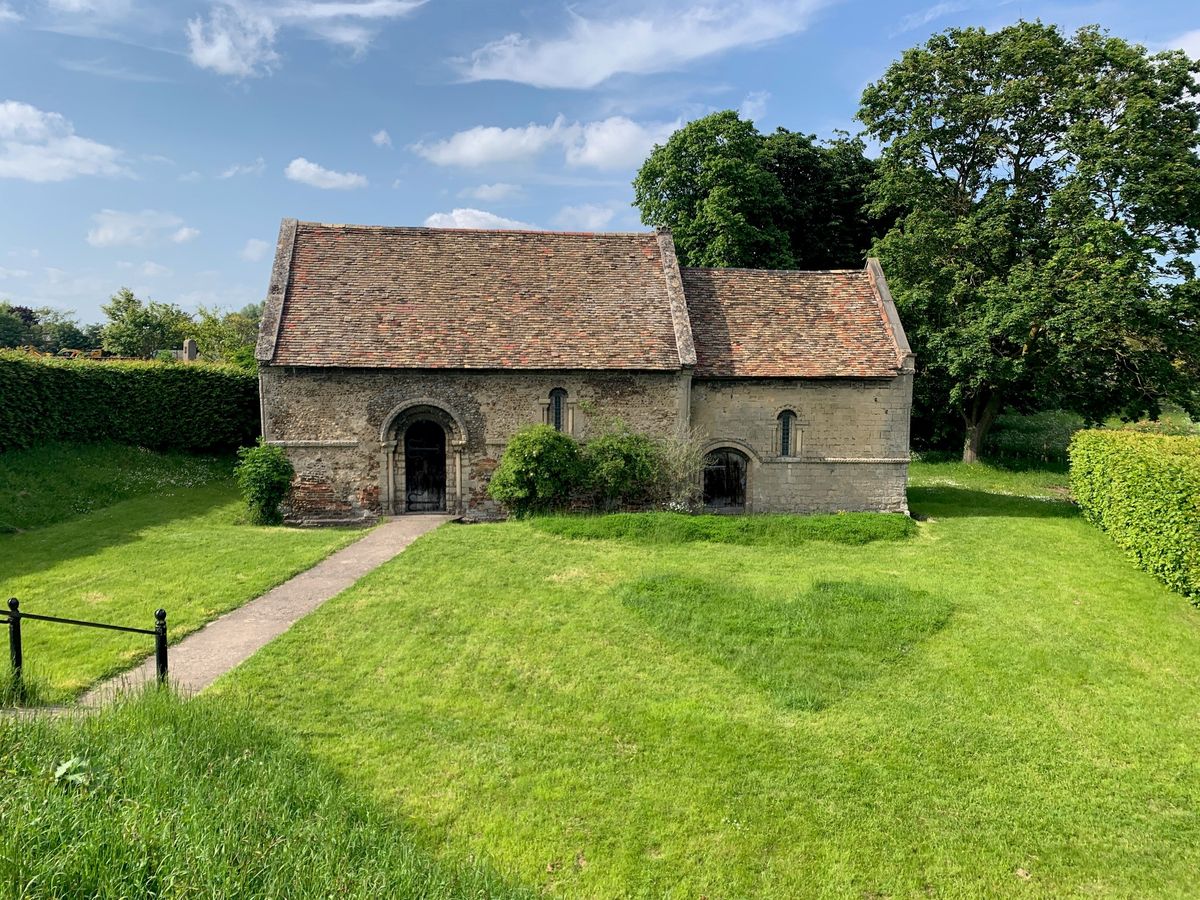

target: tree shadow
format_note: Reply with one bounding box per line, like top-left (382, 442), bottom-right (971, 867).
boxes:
top-left (908, 486), bottom-right (1079, 519)
top-left (0, 484), bottom-right (236, 583)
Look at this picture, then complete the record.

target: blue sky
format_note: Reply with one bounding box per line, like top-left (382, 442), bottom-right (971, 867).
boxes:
top-left (1, 0), bottom-right (1197, 323)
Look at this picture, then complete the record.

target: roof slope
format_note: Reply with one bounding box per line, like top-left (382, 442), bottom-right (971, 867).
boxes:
top-left (258, 221), bottom-right (688, 370)
top-left (682, 266), bottom-right (909, 378)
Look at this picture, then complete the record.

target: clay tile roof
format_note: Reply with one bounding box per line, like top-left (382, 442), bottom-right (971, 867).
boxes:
top-left (681, 267), bottom-right (909, 378)
top-left (261, 221), bottom-right (687, 370)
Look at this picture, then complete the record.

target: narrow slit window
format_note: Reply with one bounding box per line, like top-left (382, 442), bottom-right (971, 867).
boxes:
top-left (779, 410), bottom-right (796, 456)
top-left (549, 388), bottom-right (568, 432)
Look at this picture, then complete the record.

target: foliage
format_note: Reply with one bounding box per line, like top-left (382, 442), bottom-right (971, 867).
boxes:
top-left (581, 421), bottom-right (661, 508)
top-left (0, 690), bottom-right (523, 897)
top-left (532, 510), bottom-right (916, 546)
top-left (983, 410), bottom-right (1086, 465)
top-left (633, 110), bottom-right (890, 268)
top-left (100, 287), bottom-right (193, 358)
top-left (0, 477), bottom-right (361, 702)
top-left (235, 440), bottom-right (295, 525)
top-left (0, 302), bottom-right (100, 353)
top-left (652, 429), bottom-right (707, 510)
top-left (193, 302), bottom-right (262, 369)
top-left (1069, 430), bottom-right (1200, 602)
top-left (0, 442), bottom-right (229, 533)
top-left (0, 351), bottom-right (258, 453)
top-left (859, 22), bottom-right (1200, 462)
top-left (487, 424), bottom-right (584, 516)
top-left (221, 469), bottom-right (1200, 896)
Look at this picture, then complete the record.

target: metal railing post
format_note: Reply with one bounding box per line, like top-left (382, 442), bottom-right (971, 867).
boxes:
top-left (154, 608), bottom-right (168, 685)
top-left (7, 598), bottom-right (22, 701)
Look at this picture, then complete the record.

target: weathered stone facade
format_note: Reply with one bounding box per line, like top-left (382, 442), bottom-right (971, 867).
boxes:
top-left (256, 221), bottom-right (916, 523)
top-left (261, 367), bottom-right (688, 521)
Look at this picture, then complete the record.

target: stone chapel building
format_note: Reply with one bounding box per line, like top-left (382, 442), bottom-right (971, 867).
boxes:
top-left (255, 219), bottom-right (915, 522)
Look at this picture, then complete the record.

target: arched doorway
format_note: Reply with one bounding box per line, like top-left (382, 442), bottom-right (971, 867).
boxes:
top-left (404, 419), bottom-right (446, 512)
top-left (703, 448), bottom-right (748, 512)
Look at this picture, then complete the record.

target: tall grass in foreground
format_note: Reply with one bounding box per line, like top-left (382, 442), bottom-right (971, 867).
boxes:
top-left (0, 690), bottom-right (525, 899)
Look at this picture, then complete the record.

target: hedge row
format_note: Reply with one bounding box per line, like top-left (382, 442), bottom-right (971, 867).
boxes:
top-left (1069, 429), bottom-right (1200, 604)
top-left (0, 351), bottom-right (259, 453)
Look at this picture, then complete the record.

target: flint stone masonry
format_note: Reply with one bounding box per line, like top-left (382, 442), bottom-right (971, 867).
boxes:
top-left (256, 220), bottom-right (916, 522)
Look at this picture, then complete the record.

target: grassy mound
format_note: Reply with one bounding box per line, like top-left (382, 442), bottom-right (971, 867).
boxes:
top-left (531, 510), bottom-right (917, 545)
top-left (0, 690), bottom-right (523, 898)
top-left (0, 442), bottom-right (230, 533)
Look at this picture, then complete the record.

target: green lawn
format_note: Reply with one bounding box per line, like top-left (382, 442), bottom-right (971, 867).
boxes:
top-left (207, 467), bottom-right (1200, 898)
top-left (0, 449), bottom-right (363, 702)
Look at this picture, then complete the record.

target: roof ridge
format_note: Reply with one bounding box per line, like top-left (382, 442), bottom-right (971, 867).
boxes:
top-left (682, 265), bottom-right (868, 275)
top-left (295, 221), bottom-right (658, 238)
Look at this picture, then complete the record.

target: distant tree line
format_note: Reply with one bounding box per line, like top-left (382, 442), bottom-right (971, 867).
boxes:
top-left (634, 21), bottom-right (1200, 462)
top-left (0, 290), bottom-right (262, 370)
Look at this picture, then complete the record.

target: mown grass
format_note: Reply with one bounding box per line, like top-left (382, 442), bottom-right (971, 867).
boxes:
top-left (0, 448), bottom-right (363, 702)
top-left (0, 442), bottom-right (231, 533)
top-left (0, 689), bottom-right (525, 899)
top-left (531, 509), bottom-right (916, 545)
top-left (211, 465), bottom-right (1200, 898)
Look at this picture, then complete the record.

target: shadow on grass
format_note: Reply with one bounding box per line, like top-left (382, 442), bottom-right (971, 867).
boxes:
top-left (618, 575), bottom-right (951, 712)
top-left (0, 484), bottom-right (234, 582)
top-left (908, 486), bottom-right (1080, 520)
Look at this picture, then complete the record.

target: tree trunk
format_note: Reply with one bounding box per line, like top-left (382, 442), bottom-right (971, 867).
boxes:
top-left (962, 394), bottom-right (1002, 464)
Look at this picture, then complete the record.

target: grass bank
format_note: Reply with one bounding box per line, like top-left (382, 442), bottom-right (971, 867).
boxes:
top-left (0, 690), bottom-right (524, 898)
top-left (210, 465), bottom-right (1200, 897)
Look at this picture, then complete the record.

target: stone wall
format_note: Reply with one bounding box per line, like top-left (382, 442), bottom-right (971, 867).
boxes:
top-left (260, 366), bottom-right (687, 522)
top-left (689, 375), bottom-right (912, 514)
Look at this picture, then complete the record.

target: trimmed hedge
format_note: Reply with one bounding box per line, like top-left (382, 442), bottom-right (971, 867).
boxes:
top-left (0, 351), bottom-right (258, 453)
top-left (1069, 430), bottom-right (1200, 604)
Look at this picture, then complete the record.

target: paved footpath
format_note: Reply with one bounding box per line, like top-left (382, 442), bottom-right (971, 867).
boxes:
top-left (81, 515), bottom-right (453, 707)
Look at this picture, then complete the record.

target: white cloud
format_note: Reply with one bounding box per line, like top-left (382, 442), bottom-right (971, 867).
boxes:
top-left (86, 209), bottom-right (198, 247)
top-left (893, 1), bottom-right (968, 34)
top-left (460, 1), bottom-right (826, 89)
top-left (187, 0), bottom-right (426, 77)
top-left (0, 100), bottom-right (126, 182)
top-left (179, 170), bottom-right (203, 182)
top-left (1170, 29), bottom-right (1200, 61)
top-left (284, 156), bottom-right (367, 188)
top-left (553, 203), bottom-right (618, 231)
top-left (140, 261), bottom-right (171, 277)
top-left (0, 4), bottom-right (22, 23)
top-left (371, 128), bottom-right (392, 148)
top-left (414, 114), bottom-right (678, 170)
top-left (0, 266), bottom-right (30, 279)
top-left (219, 156), bottom-right (265, 177)
top-left (241, 237), bottom-right (271, 261)
top-left (44, 0), bottom-right (132, 15)
top-left (738, 90), bottom-right (770, 122)
top-left (460, 182), bottom-right (523, 201)
top-left (423, 208), bottom-right (533, 229)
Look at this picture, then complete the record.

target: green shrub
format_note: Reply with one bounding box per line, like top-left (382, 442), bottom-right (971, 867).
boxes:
top-left (487, 425), bottom-right (584, 516)
top-left (0, 351), bottom-right (258, 453)
top-left (235, 440), bottom-right (295, 525)
top-left (1069, 430), bottom-right (1200, 603)
top-left (582, 422), bottom-right (662, 508)
top-left (984, 410), bottom-right (1085, 465)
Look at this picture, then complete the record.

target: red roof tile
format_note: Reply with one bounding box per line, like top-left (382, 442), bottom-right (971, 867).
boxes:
top-left (682, 267), bottom-right (907, 378)
top-left (262, 222), bottom-right (686, 370)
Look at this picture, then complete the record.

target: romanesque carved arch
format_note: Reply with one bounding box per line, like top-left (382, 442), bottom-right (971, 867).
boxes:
top-left (699, 437), bottom-right (761, 465)
top-left (379, 397), bottom-right (468, 446)
top-left (378, 398), bottom-right (469, 515)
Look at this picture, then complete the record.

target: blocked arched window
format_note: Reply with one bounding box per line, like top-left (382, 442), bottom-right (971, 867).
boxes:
top-left (549, 388), bottom-right (568, 432)
top-left (778, 410), bottom-right (796, 456)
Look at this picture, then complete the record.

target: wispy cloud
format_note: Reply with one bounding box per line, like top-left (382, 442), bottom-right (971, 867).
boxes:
top-left (423, 208), bottom-right (533, 229)
top-left (371, 128), bottom-right (392, 148)
top-left (459, 182), bottom-right (523, 201)
top-left (738, 90), bottom-right (770, 122)
top-left (1168, 28), bottom-right (1200, 61)
top-left (187, 0), bottom-right (427, 77)
top-left (413, 114), bottom-right (678, 170)
top-left (892, 1), bottom-right (968, 35)
top-left (219, 156), bottom-right (266, 177)
top-left (0, 3), bottom-right (22, 23)
top-left (284, 156), bottom-right (367, 188)
top-left (58, 56), bottom-right (173, 82)
top-left (0, 100), bottom-right (127, 182)
top-left (459, 0), bottom-right (827, 89)
top-left (553, 202), bottom-right (619, 231)
top-left (85, 209), bottom-right (199, 247)
top-left (240, 237), bottom-right (271, 261)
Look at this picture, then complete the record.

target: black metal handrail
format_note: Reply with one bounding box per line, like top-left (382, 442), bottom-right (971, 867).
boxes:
top-left (2, 598), bottom-right (167, 700)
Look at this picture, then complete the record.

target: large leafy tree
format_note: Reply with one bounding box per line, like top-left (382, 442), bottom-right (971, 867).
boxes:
top-left (633, 111), bottom-right (888, 269)
top-left (0, 302), bottom-right (99, 352)
top-left (193, 302), bottom-right (262, 368)
top-left (860, 22), bottom-right (1200, 461)
top-left (100, 288), bottom-right (193, 358)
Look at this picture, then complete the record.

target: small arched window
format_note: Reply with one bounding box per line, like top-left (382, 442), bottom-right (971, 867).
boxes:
top-left (778, 410), bottom-right (796, 456)
top-left (549, 388), bottom-right (568, 432)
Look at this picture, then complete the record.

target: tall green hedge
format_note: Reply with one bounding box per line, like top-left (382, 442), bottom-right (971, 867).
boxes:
top-left (1069, 430), bottom-right (1200, 604)
top-left (0, 351), bottom-right (258, 453)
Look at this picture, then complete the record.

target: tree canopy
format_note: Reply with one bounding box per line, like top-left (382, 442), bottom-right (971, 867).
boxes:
top-left (632, 110), bottom-right (890, 269)
top-left (859, 22), bottom-right (1200, 459)
top-left (0, 302), bottom-right (101, 354)
top-left (100, 289), bottom-right (194, 359)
